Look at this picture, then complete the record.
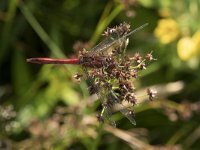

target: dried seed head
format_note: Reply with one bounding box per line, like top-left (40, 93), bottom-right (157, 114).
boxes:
top-left (74, 73), bottom-right (83, 82)
top-left (125, 92), bottom-right (137, 105)
top-left (130, 69), bottom-right (138, 78)
top-left (116, 22), bottom-right (131, 35)
top-left (145, 52), bottom-right (156, 61)
top-left (102, 22), bottom-right (131, 37)
top-left (139, 62), bottom-right (146, 70)
top-left (79, 48), bottom-right (88, 57)
top-left (147, 88), bottom-right (157, 101)
top-left (102, 27), bottom-right (117, 37)
top-left (126, 10), bottom-right (135, 17)
top-left (133, 53), bottom-right (143, 64)
top-left (73, 41), bottom-right (90, 53)
top-left (73, 41), bottom-right (84, 52)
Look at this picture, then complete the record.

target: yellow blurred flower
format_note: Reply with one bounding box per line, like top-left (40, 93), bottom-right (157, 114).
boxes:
top-left (177, 37), bottom-right (196, 61)
top-left (154, 18), bottom-right (179, 44)
top-left (177, 30), bottom-right (200, 61)
top-left (159, 8), bottom-right (171, 18)
top-left (192, 30), bottom-right (200, 51)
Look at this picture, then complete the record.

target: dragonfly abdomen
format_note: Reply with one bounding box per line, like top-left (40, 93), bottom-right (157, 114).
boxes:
top-left (26, 58), bottom-right (80, 64)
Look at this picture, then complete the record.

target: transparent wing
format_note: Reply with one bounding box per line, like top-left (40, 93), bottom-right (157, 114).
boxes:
top-left (89, 23), bottom-right (148, 56)
top-left (108, 90), bottom-right (136, 125)
top-left (118, 107), bottom-right (136, 125)
top-left (89, 32), bottom-right (122, 55)
top-left (82, 67), bottom-right (116, 127)
top-left (102, 104), bottom-right (116, 127)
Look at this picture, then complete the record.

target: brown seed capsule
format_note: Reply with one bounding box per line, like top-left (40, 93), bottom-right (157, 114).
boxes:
top-left (145, 52), bottom-right (156, 61)
top-left (133, 53), bottom-right (143, 64)
top-left (147, 88), bottom-right (157, 101)
top-left (74, 73), bottom-right (83, 82)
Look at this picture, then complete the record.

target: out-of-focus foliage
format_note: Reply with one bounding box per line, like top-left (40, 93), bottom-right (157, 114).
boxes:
top-left (0, 0), bottom-right (200, 149)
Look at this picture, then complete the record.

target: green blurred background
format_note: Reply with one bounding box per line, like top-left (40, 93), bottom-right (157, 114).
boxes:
top-left (1, 0), bottom-right (200, 149)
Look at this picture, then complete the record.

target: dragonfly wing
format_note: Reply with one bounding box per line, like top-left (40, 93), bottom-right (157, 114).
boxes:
top-left (91, 36), bottom-right (114, 52)
top-left (89, 32), bottom-right (124, 55)
top-left (103, 104), bottom-right (116, 127)
top-left (82, 67), bottom-right (116, 127)
top-left (94, 84), bottom-right (117, 127)
top-left (109, 91), bottom-right (136, 125)
top-left (89, 23), bottom-right (148, 56)
top-left (119, 108), bottom-right (136, 125)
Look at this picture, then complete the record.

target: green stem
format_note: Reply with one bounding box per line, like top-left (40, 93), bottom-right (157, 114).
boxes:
top-left (90, 4), bottom-right (124, 46)
top-left (0, 0), bottom-right (17, 65)
top-left (90, 123), bottom-right (104, 150)
top-left (166, 124), bottom-right (194, 145)
top-left (18, 2), bottom-right (65, 58)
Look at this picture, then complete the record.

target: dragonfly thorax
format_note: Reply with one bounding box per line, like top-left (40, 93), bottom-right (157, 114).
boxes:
top-left (79, 55), bottom-right (115, 68)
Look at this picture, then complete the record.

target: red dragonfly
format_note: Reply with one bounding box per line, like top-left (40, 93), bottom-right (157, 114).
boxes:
top-left (27, 23), bottom-right (148, 127)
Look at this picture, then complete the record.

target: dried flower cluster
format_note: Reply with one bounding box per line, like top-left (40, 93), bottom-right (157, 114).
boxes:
top-left (0, 105), bottom-right (16, 133)
top-left (102, 22), bottom-right (131, 37)
top-left (74, 22), bottom-right (156, 126)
